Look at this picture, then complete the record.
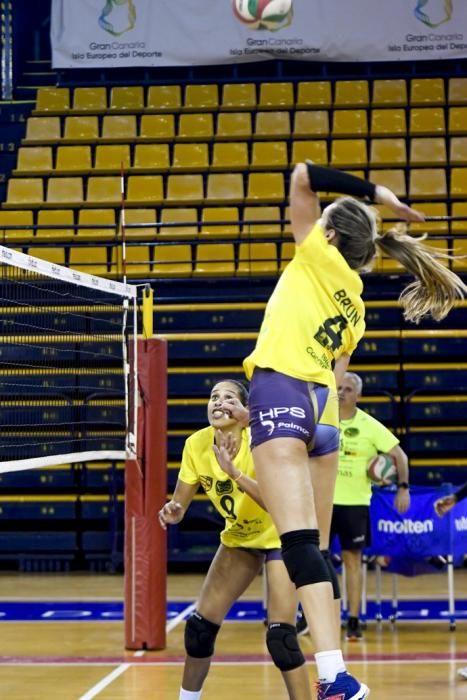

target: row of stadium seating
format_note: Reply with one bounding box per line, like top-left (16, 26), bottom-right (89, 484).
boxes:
top-left (5, 169), bottom-right (467, 208)
top-left (33, 79), bottom-right (467, 115)
top-left (22, 109), bottom-right (467, 143)
top-left (13, 137), bottom-right (467, 176)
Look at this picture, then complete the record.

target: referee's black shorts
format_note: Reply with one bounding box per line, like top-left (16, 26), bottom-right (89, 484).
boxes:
top-left (330, 504), bottom-right (371, 551)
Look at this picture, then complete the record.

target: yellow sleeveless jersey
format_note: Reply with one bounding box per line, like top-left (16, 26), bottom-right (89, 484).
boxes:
top-left (334, 408), bottom-right (399, 506)
top-left (243, 222), bottom-right (365, 388)
top-left (178, 425), bottom-right (280, 549)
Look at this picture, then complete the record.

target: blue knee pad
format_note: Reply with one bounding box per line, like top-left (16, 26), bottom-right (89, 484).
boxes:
top-left (184, 611), bottom-right (220, 658)
top-left (280, 529), bottom-right (331, 589)
top-left (266, 622), bottom-right (305, 672)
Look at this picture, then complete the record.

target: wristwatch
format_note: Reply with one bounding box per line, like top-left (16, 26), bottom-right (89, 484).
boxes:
top-left (397, 482), bottom-right (409, 489)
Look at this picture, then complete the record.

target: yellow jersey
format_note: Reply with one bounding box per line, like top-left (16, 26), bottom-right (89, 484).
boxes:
top-left (243, 222), bottom-right (365, 388)
top-left (178, 425), bottom-right (280, 549)
top-left (334, 408), bottom-right (399, 506)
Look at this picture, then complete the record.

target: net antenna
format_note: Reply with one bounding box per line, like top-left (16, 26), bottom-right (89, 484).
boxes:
top-left (0, 244), bottom-right (138, 473)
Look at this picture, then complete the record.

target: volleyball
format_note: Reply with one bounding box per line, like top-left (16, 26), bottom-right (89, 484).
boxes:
top-left (232, 0), bottom-right (294, 31)
top-left (367, 454), bottom-right (398, 485)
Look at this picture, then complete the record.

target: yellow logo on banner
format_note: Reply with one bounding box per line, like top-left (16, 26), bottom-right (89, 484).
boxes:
top-left (414, 0), bottom-right (453, 27)
top-left (98, 0), bottom-right (136, 37)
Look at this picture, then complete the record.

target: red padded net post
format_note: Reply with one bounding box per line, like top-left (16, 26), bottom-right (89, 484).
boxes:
top-left (124, 338), bottom-right (167, 650)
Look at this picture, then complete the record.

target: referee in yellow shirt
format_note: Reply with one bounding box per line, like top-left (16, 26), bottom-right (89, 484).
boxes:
top-left (332, 372), bottom-right (410, 640)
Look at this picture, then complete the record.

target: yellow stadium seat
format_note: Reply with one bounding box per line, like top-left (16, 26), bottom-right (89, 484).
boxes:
top-left (242, 206), bottom-right (281, 238)
top-left (211, 143), bottom-right (249, 171)
top-left (251, 142), bottom-right (288, 170)
top-left (237, 242), bottom-right (278, 276)
top-left (372, 80), bottom-right (407, 107)
top-left (119, 244), bottom-right (152, 277)
top-left (282, 205), bottom-right (292, 238)
top-left (410, 108), bottom-right (445, 135)
top-left (373, 248), bottom-right (404, 274)
top-left (55, 145), bottom-right (92, 174)
top-left (221, 83), bottom-right (256, 111)
top-left (85, 176), bottom-right (121, 205)
top-left (133, 144), bottom-right (170, 172)
top-left (334, 80), bottom-right (369, 107)
top-left (172, 143), bottom-right (209, 171)
top-left (200, 207), bottom-right (240, 238)
top-left (36, 210), bottom-right (75, 241)
top-left (24, 117), bottom-right (61, 144)
top-left (5, 179), bottom-right (43, 207)
top-left (123, 208), bottom-right (157, 240)
top-left (206, 173), bottom-right (244, 204)
top-left (452, 240), bottom-right (467, 271)
top-left (184, 84), bottom-right (219, 111)
top-left (63, 116), bottom-right (98, 143)
top-left (246, 173), bottom-right (284, 204)
top-left (101, 115), bottom-right (137, 142)
top-left (451, 202), bottom-right (467, 241)
top-left (293, 111), bottom-right (329, 137)
top-left (46, 177), bottom-right (83, 206)
top-left (0, 210), bottom-right (34, 242)
top-left (139, 114), bottom-right (175, 141)
top-left (177, 114), bottom-right (214, 140)
top-left (194, 243), bottom-right (235, 277)
top-left (109, 86), bottom-right (144, 112)
top-left (153, 243), bottom-right (192, 276)
top-left (159, 208), bottom-right (198, 238)
top-left (410, 78), bottom-right (445, 106)
top-left (370, 139), bottom-right (407, 167)
top-left (296, 82), bottom-right (331, 109)
top-left (280, 241), bottom-right (295, 271)
top-left (333, 110), bottom-right (368, 136)
top-left (146, 85), bottom-right (182, 112)
top-left (449, 107), bottom-right (467, 135)
top-left (255, 111), bottom-right (291, 139)
top-left (35, 87), bottom-right (70, 114)
top-left (27, 246), bottom-right (65, 265)
top-left (371, 109), bottom-right (406, 136)
top-left (216, 112), bottom-right (252, 140)
top-left (258, 82), bottom-right (294, 109)
top-left (15, 147), bottom-right (52, 174)
top-left (166, 174), bottom-right (204, 205)
top-left (409, 169), bottom-right (447, 200)
top-left (368, 169), bottom-right (406, 198)
top-left (291, 140), bottom-right (328, 165)
top-left (94, 144), bottom-right (131, 173)
top-left (448, 78), bottom-right (467, 105)
top-left (450, 168), bottom-right (467, 199)
top-left (408, 202), bottom-right (448, 236)
top-left (72, 87), bottom-right (107, 113)
top-left (69, 245), bottom-right (108, 274)
top-left (410, 137), bottom-right (447, 166)
top-left (330, 140), bottom-right (367, 168)
top-left (126, 175), bottom-right (164, 205)
top-left (77, 209), bottom-right (116, 241)
top-left (450, 137), bottom-right (467, 165)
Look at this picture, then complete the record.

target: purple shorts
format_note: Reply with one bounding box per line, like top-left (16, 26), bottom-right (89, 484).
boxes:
top-left (249, 368), bottom-right (339, 457)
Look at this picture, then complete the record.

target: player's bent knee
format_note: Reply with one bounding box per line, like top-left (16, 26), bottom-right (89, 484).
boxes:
top-left (184, 611), bottom-right (220, 658)
top-left (321, 549), bottom-right (341, 599)
top-left (266, 622), bottom-right (305, 672)
top-left (280, 529), bottom-right (331, 588)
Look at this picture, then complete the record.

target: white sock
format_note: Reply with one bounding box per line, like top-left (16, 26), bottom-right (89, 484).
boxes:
top-left (315, 649), bottom-right (346, 683)
top-left (179, 689), bottom-right (202, 700)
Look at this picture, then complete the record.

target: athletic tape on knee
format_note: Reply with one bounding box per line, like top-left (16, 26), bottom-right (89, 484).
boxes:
top-left (266, 622), bottom-right (305, 672)
top-left (280, 529), bottom-right (331, 589)
top-left (321, 549), bottom-right (341, 600)
top-left (184, 611), bottom-right (220, 659)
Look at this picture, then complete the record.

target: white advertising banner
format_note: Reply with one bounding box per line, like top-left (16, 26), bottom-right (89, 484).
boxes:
top-left (51, 0), bottom-right (467, 68)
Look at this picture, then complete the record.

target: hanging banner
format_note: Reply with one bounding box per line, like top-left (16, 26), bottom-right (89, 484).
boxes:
top-left (51, 0), bottom-right (467, 69)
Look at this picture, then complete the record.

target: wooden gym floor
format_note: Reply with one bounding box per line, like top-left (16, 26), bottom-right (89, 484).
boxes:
top-left (0, 570), bottom-right (466, 699)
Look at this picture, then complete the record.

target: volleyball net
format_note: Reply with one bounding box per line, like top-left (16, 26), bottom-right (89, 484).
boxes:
top-left (0, 243), bottom-right (138, 472)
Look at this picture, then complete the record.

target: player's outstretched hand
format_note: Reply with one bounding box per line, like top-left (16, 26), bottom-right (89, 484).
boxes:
top-left (158, 500), bottom-right (185, 529)
top-left (213, 430), bottom-right (240, 480)
top-left (375, 185), bottom-right (425, 223)
top-left (434, 494), bottom-right (457, 517)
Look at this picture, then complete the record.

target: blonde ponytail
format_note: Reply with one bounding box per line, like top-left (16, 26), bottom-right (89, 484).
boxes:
top-left (375, 225), bottom-right (467, 323)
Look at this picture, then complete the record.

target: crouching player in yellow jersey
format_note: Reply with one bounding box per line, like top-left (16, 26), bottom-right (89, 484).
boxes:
top-left (159, 379), bottom-right (312, 700)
